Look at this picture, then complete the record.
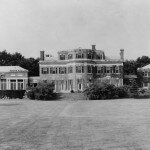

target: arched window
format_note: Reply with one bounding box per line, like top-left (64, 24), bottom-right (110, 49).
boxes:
top-left (76, 53), bottom-right (84, 59)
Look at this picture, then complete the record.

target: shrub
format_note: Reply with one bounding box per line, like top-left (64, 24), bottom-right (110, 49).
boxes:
top-left (84, 83), bottom-right (128, 100)
top-left (26, 80), bottom-right (57, 100)
top-left (136, 88), bottom-right (150, 98)
top-left (70, 90), bottom-right (74, 93)
top-left (115, 86), bottom-right (128, 98)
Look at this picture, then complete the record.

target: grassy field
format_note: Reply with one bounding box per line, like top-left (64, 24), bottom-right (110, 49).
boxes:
top-left (0, 99), bottom-right (150, 150)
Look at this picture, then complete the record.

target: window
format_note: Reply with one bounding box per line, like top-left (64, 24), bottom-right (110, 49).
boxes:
top-left (87, 53), bottom-right (92, 59)
top-left (76, 53), bottom-right (84, 59)
top-left (61, 80), bottom-right (64, 90)
top-left (106, 67), bottom-right (110, 73)
top-left (68, 54), bottom-right (73, 59)
top-left (76, 66), bottom-right (84, 73)
top-left (96, 54), bottom-right (100, 59)
top-left (50, 67), bottom-right (57, 74)
top-left (68, 80), bottom-right (73, 90)
top-left (18, 79), bottom-right (23, 90)
top-left (68, 66), bottom-right (73, 73)
top-left (76, 66), bottom-right (82, 73)
top-left (97, 66), bottom-right (101, 73)
top-left (87, 66), bottom-right (92, 73)
top-left (1, 79), bottom-right (6, 90)
top-left (144, 71), bottom-right (148, 77)
top-left (96, 54), bottom-right (103, 60)
top-left (82, 66), bottom-right (84, 73)
top-left (10, 80), bottom-right (16, 90)
top-left (59, 67), bottom-right (66, 74)
top-left (41, 67), bottom-right (49, 74)
top-left (143, 82), bottom-right (148, 87)
top-left (115, 66), bottom-right (119, 73)
top-left (60, 54), bottom-right (65, 60)
top-left (100, 55), bottom-right (103, 59)
top-left (101, 66), bottom-right (105, 73)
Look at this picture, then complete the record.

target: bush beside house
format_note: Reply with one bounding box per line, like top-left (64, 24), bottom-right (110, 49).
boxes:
top-left (84, 83), bottom-right (128, 100)
top-left (27, 81), bottom-right (57, 100)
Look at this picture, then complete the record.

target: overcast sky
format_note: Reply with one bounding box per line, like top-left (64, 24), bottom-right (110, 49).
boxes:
top-left (0, 0), bottom-right (150, 60)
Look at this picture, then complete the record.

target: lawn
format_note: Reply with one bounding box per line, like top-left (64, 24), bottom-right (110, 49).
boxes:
top-left (0, 99), bottom-right (150, 150)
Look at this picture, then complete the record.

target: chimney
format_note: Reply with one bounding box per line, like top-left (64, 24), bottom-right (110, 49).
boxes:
top-left (92, 45), bottom-right (96, 51)
top-left (120, 49), bottom-right (124, 61)
top-left (40, 51), bottom-right (45, 61)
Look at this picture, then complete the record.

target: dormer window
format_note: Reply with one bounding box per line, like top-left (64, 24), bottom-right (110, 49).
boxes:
top-left (87, 53), bottom-right (92, 59)
top-left (76, 53), bottom-right (84, 59)
top-left (100, 55), bottom-right (103, 59)
top-left (68, 54), bottom-right (73, 59)
top-left (60, 54), bottom-right (65, 60)
top-left (96, 54), bottom-right (100, 59)
top-left (46, 54), bottom-right (49, 57)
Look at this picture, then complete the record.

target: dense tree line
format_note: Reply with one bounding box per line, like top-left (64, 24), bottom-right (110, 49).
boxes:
top-left (124, 56), bottom-right (150, 75)
top-left (0, 50), bottom-right (39, 76)
top-left (124, 56), bottom-right (150, 87)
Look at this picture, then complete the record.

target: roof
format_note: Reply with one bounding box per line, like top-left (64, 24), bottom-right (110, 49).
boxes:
top-left (58, 48), bottom-right (104, 54)
top-left (139, 64), bottom-right (150, 70)
top-left (0, 66), bottom-right (28, 72)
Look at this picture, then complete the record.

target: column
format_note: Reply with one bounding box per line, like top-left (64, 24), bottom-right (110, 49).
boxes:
top-left (23, 79), bottom-right (27, 90)
top-left (6, 79), bottom-right (9, 90)
top-left (16, 79), bottom-right (18, 90)
top-left (7, 79), bottom-right (10, 90)
top-left (68, 80), bottom-right (70, 91)
top-left (23, 79), bottom-right (25, 90)
top-left (65, 80), bottom-right (67, 91)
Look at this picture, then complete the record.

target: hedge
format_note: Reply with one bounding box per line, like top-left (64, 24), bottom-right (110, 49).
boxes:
top-left (0, 90), bottom-right (26, 99)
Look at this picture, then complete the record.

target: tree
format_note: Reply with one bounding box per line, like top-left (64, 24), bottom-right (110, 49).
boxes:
top-left (136, 56), bottom-right (150, 68)
top-left (123, 60), bottom-right (137, 75)
top-left (0, 50), bottom-right (39, 76)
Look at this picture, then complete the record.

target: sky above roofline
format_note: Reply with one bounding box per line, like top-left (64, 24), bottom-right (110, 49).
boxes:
top-left (0, 0), bottom-right (150, 60)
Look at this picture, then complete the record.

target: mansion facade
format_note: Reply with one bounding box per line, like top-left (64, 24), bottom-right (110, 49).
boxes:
top-left (39, 45), bottom-right (124, 93)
